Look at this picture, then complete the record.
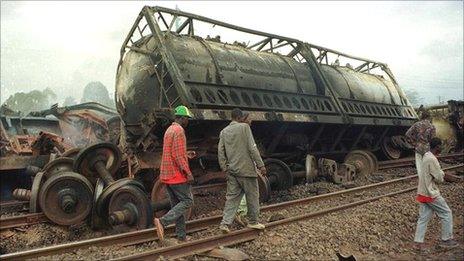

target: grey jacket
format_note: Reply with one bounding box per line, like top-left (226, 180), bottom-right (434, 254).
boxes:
top-left (218, 121), bottom-right (264, 177)
top-left (417, 151), bottom-right (444, 198)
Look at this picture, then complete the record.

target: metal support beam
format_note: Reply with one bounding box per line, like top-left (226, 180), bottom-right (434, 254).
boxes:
top-left (330, 126), bottom-right (349, 151)
top-left (350, 125), bottom-right (367, 150)
top-left (308, 124), bottom-right (325, 151)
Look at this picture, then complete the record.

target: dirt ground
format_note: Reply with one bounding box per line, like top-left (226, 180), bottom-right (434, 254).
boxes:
top-left (236, 180), bottom-right (464, 260)
top-left (1, 166), bottom-right (462, 260)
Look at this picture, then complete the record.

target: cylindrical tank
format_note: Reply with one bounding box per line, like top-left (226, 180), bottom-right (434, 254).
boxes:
top-left (116, 34), bottom-right (403, 125)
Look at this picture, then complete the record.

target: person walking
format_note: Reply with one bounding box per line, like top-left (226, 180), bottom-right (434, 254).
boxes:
top-left (235, 111), bottom-right (253, 227)
top-left (406, 110), bottom-right (436, 178)
top-left (414, 137), bottom-right (458, 250)
top-left (154, 105), bottom-right (195, 242)
top-left (218, 108), bottom-right (267, 233)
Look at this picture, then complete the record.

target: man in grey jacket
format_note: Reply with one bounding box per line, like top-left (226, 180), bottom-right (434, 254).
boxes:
top-left (218, 108), bottom-right (267, 233)
top-left (414, 137), bottom-right (458, 250)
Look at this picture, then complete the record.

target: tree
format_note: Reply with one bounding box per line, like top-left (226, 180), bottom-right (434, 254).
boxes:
top-left (80, 81), bottom-right (114, 107)
top-left (2, 88), bottom-right (57, 115)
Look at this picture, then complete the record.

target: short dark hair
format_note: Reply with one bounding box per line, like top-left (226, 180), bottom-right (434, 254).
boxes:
top-left (420, 110), bottom-right (431, 120)
top-left (231, 108), bottom-right (243, 120)
top-left (430, 137), bottom-right (442, 150)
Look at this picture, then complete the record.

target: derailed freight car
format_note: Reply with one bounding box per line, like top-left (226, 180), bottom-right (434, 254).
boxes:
top-left (116, 6), bottom-right (417, 197)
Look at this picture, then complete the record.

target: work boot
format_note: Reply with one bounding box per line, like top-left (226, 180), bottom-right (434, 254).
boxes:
top-left (247, 222), bottom-right (265, 230)
top-left (234, 214), bottom-right (247, 227)
top-left (219, 224), bottom-right (230, 234)
top-left (439, 239), bottom-right (459, 249)
top-left (154, 218), bottom-right (164, 241)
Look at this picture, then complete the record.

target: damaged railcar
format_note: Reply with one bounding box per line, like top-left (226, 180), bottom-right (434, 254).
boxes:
top-left (0, 102), bottom-right (120, 201)
top-left (116, 6), bottom-right (417, 194)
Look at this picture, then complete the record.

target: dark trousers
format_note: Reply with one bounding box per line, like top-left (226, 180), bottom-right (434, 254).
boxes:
top-left (159, 183), bottom-right (193, 239)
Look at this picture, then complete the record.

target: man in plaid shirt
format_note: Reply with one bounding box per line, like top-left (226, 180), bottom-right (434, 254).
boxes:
top-left (154, 105), bottom-right (195, 242)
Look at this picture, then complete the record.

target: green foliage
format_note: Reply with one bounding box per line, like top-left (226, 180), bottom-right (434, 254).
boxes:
top-left (2, 88), bottom-right (57, 115)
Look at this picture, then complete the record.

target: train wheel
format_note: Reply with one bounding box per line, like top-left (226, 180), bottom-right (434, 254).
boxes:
top-left (264, 159), bottom-right (293, 190)
top-left (364, 150), bottom-right (379, 173)
top-left (381, 137), bottom-right (401, 160)
top-left (257, 173), bottom-right (271, 202)
top-left (344, 150), bottom-right (375, 177)
top-left (150, 179), bottom-right (193, 219)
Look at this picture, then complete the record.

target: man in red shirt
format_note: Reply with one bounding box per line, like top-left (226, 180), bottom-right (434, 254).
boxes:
top-left (154, 105), bottom-right (195, 242)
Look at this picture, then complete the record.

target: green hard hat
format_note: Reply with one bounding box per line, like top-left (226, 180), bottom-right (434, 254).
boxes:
top-left (174, 105), bottom-right (193, 118)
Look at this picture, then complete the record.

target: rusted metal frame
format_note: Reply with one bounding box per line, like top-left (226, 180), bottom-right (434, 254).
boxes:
top-left (168, 14), bottom-right (178, 31)
top-left (354, 62), bottom-right (369, 72)
top-left (143, 7), bottom-right (192, 108)
top-left (350, 125), bottom-right (367, 150)
top-left (307, 43), bottom-right (385, 66)
top-left (361, 63), bottom-right (380, 73)
top-left (266, 123), bottom-right (288, 154)
top-left (117, 12), bottom-right (144, 74)
top-left (316, 49), bottom-right (327, 63)
top-left (330, 125), bottom-right (349, 151)
top-left (373, 126), bottom-right (390, 150)
top-left (275, 55), bottom-right (304, 93)
top-left (152, 6), bottom-right (300, 44)
top-left (126, 46), bottom-right (152, 56)
top-left (153, 63), bottom-right (171, 108)
top-left (116, 11), bottom-right (143, 72)
top-left (287, 44), bottom-right (301, 58)
top-left (256, 37), bottom-right (271, 51)
top-left (156, 11), bottom-right (169, 29)
top-left (299, 43), bottom-right (346, 116)
top-left (381, 65), bottom-right (416, 115)
top-left (188, 18), bottom-right (194, 36)
top-left (308, 124), bottom-right (325, 151)
top-left (175, 18), bottom-right (190, 34)
top-left (196, 38), bottom-right (226, 84)
top-left (248, 37), bottom-right (270, 49)
top-left (262, 40), bottom-right (293, 52)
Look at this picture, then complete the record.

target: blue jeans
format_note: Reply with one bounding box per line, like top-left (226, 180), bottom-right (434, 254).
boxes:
top-left (414, 195), bottom-right (453, 243)
top-left (159, 183), bottom-right (193, 239)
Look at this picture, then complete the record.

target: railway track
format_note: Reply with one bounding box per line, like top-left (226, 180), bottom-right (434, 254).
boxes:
top-left (3, 163), bottom-right (462, 260)
top-left (0, 200), bottom-right (28, 215)
top-left (0, 183), bottom-right (226, 231)
top-left (378, 152), bottom-right (463, 169)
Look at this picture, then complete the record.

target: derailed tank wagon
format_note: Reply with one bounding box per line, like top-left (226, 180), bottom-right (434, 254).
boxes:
top-left (116, 6), bottom-right (418, 202)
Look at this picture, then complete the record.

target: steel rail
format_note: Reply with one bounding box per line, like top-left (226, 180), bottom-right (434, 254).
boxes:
top-left (0, 200), bottom-right (28, 214)
top-left (0, 183), bottom-right (227, 231)
top-left (0, 213), bottom-right (47, 231)
top-left (114, 187), bottom-right (417, 260)
top-left (3, 164), bottom-right (461, 260)
top-left (0, 171), bottom-right (423, 260)
top-left (378, 152), bottom-right (463, 170)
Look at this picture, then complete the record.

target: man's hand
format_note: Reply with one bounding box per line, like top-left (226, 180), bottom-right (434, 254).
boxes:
top-left (187, 150), bottom-right (197, 159)
top-left (258, 166), bottom-right (267, 176)
top-left (186, 174), bottom-right (195, 184)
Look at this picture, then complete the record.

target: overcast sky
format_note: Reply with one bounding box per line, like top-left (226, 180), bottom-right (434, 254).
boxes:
top-left (1, 1), bottom-right (463, 105)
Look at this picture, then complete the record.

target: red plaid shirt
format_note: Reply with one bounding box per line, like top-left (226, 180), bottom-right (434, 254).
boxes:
top-left (159, 122), bottom-right (191, 184)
